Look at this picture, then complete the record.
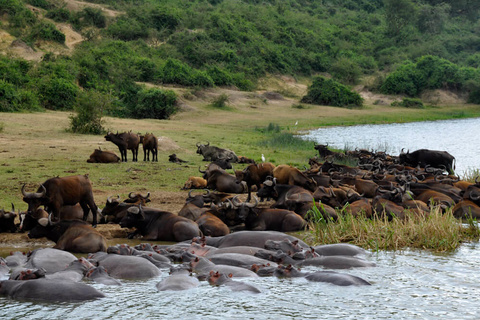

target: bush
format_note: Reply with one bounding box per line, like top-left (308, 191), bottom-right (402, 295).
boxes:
top-left (38, 77), bottom-right (79, 110)
top-left (391, 97), bottom-right (425, 108)
top-left (210, 94), bottom-right (229, 108)
top-left (29, 21), bottom-right (65, 43)
top-left (160, 59), bottom-right (213, 87)
top-left (301, 76), bottom-right (363, 107)
top-left (106, 17), bottom-right (148, 40)
top-left (77, 7), bottom-right (106, 28)
top-left (45, 8), bottom-right (72, 22)
top-left (129, 88), bottom-right (177, 119)
top-left (331, 57), bottom-right (362, 84)
top-left (0, 80), bottom-right (41, 112)
top-left (69, 91), bottom-right (108, 134)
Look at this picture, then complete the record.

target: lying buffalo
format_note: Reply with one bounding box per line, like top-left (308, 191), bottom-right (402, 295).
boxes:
top-left (87, 148), bottom-right (120, 163)
top-left (399, 148), bottom-right (455, 173)
top-left (119, 205), bottom-right (201, 242)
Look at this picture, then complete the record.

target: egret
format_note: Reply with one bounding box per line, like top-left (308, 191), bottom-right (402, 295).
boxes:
top-left (295, 121), bottom-right (298, 126)
top-left (261, 154), bottom-right (265, 162)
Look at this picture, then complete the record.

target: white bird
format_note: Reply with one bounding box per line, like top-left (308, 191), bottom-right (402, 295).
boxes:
top-left (261, 154), bottom-right (265, 162)
top-left (295, 121), bottom-right (298, 126)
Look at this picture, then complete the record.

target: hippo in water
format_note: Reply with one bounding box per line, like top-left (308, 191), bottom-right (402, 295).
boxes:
top-left (156, 269), bottom-right (200, 291)
top-left (196, 231), bottom-right (309, 249)
top-left (0, 279), bottom-right (105, 302)
top-left (190, 257), bottom-right (259, 279)
top-left (273, 265), bottom-right (371, 286)
top-left (208, 271), bottom-right (261, 293)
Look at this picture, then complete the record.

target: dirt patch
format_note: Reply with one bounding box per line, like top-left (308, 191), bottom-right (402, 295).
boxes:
top-left (158, 136), bottom-right (181, 152)
top-left (62, 0), bottom-right (123, 17)
top-left (420, 89), bottom-right (467, 105)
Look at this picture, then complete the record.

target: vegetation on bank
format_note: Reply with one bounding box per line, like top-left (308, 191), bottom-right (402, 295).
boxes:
top-left (305, 205), bottom-right (480, 252)
top-left (1, 0), bottom-right (480, 118)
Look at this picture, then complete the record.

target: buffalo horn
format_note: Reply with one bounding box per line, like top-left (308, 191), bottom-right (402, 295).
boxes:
top-left (128, 192), bottom-right (136, 199)
top-left (198, 166), bottom-right (206, 174)
top-left (470, 192), bottom-right (480, 201)
top-left (246, 196), bottom-right (259, 208)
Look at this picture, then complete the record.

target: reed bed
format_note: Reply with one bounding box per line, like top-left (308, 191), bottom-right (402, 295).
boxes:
top-left (305, 205), bottom-right (480, 252)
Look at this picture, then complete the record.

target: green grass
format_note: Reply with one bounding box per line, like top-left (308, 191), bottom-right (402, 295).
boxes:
top-left (304, 204), bottom-right (480, 252)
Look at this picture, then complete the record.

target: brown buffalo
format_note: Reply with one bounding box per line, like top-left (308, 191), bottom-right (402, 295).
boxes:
top-left (22, 174), bottom-right (98, 227)
top-left (0, 203), bottom-right (17, 233)
top-left (104, 131), bottom-right (141, 162)
top-left (102, 192), bottom-right (151, 224)
top-left (195, 212), bottom-right (230, 237)
top-left (87, 148), bottom-right (120, 163)
top-left (273, 165), bottom-right (317, 192)
top-left (140, 133), bottom-right (158, 162)
top-left (182, 176), bottom-right (208, 190)
top-left (28, 218), bottom-right (107, 253)
top-left (235, 162), bottom-right (275, 201)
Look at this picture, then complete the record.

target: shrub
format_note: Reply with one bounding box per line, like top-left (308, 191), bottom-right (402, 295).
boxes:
top-left (45, 8), bottom-right (72, 22)
top-left (26, 0), bottom-right (52, 10)
top-left (160, 59), bottom-right (213, 87)
top-left (210, 94), bottom-right (229, 108)
top-left (129, 88), bottom-right (177, 119)
top-left (29, 21), bottom-right (65, 43)
top-left (391, 97), bottom-right (425, 108)
top-left (69, 91), bottom-right (108, 134)
top-left (330, 57), bottom-right (362, 84)
top-left (107, 17), bottom-right (148, 40)
top-left (207, 66), bottom-right (233, 86)
top-left (0, 80), bottom-right (41, 112)
top-left (78, 7), bottom-right (106, 28)
top-left (38, 77), bottom-right (79, 110)
top-left (301, 76), bottom-right (363, 107)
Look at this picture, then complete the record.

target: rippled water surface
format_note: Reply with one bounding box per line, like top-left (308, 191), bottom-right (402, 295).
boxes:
top-left (302, 118), bottom-right (480, 175)
top-left (2, 242), bottom-right (480, 319)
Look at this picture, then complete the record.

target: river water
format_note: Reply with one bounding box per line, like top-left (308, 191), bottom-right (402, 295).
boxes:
top-left (301, 117), bottom-right (480, 175)
top-left (1, 242), bottom-right (480, 319)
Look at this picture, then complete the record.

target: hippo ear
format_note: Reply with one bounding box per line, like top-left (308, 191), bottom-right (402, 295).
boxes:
top-left (228, 273), bottom-right (233, 278)
top-left (38, 217), bottom-right (49, 227)
top-left (127, 207), bottom-right (140, 215)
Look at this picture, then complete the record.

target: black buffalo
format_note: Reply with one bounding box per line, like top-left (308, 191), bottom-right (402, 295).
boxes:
top-left (399, 149), bottom-right (455, 173)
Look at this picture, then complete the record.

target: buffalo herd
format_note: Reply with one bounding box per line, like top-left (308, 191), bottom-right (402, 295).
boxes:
top-left (1, 140), bottom-right (479, 302)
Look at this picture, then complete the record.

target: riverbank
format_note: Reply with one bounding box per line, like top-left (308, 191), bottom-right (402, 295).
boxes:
top-left (1, 85), bottom-right (480, 251)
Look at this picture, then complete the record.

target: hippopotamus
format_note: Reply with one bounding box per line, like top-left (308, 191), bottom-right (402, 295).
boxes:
top-left (312, 243), bottom-right (368, 257)
top-left (208, 271), bottom-right (261, 293)
top-left (95, 255), bottom-right (161, 280)
top-left (44, 258), bottom-right (92, 282)
top-left (296, 256), bottom-right (376, 269)
top-left (0, 279), bottom-right (105, 302)
top-left (273, 265), bottom-right (371, 286)
top-left (205, 246), bottom-right (264, 258)
top-left (107, 244), bottom-right (171, 268)
top-left (9, 268), bottom-right (46, 281)
top-left (25, 248), bottom-right (77, 274)
top-left (4, 252), bottom-right (27, 269)
top-left (190, 257), bottom-right (259, 278)
top-left (0, 258), bottom-right (9, 278)
top-left (156, 269), bottom-right (200, 291)
top-left (198, 231), bottom-right (309, 249)
top-left (86, 266), bottom-right (122, 286)
top-left (208, 253), bottom-right (278, 269)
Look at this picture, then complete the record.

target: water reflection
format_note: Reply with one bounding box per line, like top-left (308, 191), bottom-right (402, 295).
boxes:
top-left (302, 118), bottom-right (480, 175)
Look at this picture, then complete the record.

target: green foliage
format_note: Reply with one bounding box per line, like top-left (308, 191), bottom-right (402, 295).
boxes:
top-left (128, 87), bottom-right (177, 119)
top-left (417, 3), bottom-right (450, 34)
top-left (331, 57), bottom-right (362, 84)
top-left (384, 0), bottom-right (416, 37)
top-left (106, 16), bottom-right (149, 40)
top-left (160, 58), bottom-right (214, 87)
top-left (69, 90), bottom-right (108, 134)
top-left (26, 0), bottom-right (52, 10)
top-left (38, 77), bottom-right (79, 110)
top-left (45, 8), bottom-right (72, 22)
top-left (301, 76), bottom-right (363, 107)
top-left (29, 21), bottom-right (65, 43)
top-left (380, 55), bottom-right (475, 97)
top-left (391, 97), bottom-right (425, 108)
top-left (210, 93), bottom-right (229, 108)
top-left (0, 80), bottom-right (41, 112)
top-left (76, 7), bottom-right (107, 28)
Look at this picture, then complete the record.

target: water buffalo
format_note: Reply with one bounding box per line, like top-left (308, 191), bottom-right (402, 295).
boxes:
top-left (399, 149), bottom-right (455, 173)
top-left (140, 133), bottom-right (158, 162)
top-left (104, 131), bottom-right (141, 162)
top-left (182, 176), bottom-right (208, 190)
top-left (87, 148), bottom-right (120, 163)
top-left (119, 205), bottom-right (201, 242)
top-left (235, 162), bottom-right (276, 201)
top-left (101, 192), bottom-right (150, 223)
top-left (28, 218), bottom-right (107, 253)
top-left (0, 203), bottom-right (17, 233)
top-left (22, 174), bottom-right (98, 227)
top-left (273, 165), bottom-right (317, 192)
top-left (196, 142), bottom-right (238, 162)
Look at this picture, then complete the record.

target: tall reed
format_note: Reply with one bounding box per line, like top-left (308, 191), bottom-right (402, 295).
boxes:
top-left (305, 204), bottom-right (480, 252)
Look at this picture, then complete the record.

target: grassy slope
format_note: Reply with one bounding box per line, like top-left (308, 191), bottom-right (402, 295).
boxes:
top-left (2, 84), bottom-right (480, 215)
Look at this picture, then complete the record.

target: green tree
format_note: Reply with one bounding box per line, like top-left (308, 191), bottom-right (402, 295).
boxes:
top-left (69, 90), bottom-right (109, 134)
top-left (384, 0), bottom-right (416, 37)
top-left (129, 88), bottom-right (177, 119)
top-left (417, 3), bottom-right (450, 34)
top-left (301, 76), bottom-right (363, 107)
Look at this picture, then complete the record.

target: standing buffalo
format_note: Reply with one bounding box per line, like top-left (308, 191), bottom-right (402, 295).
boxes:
top-left (22, 174), bottom-right (99, 227)
top-left (235, 162), bottom-right (276, 201)
top-left (140, 133), bottom-right (158, 162)
top-left (104, 131), bottom-right (141, 162)
top-left (87, 148), bottom-right (120, 163)
top-left (399, 149), bottom-right (455, 173)
top-left (196, 142), bottom-right (238, 163)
